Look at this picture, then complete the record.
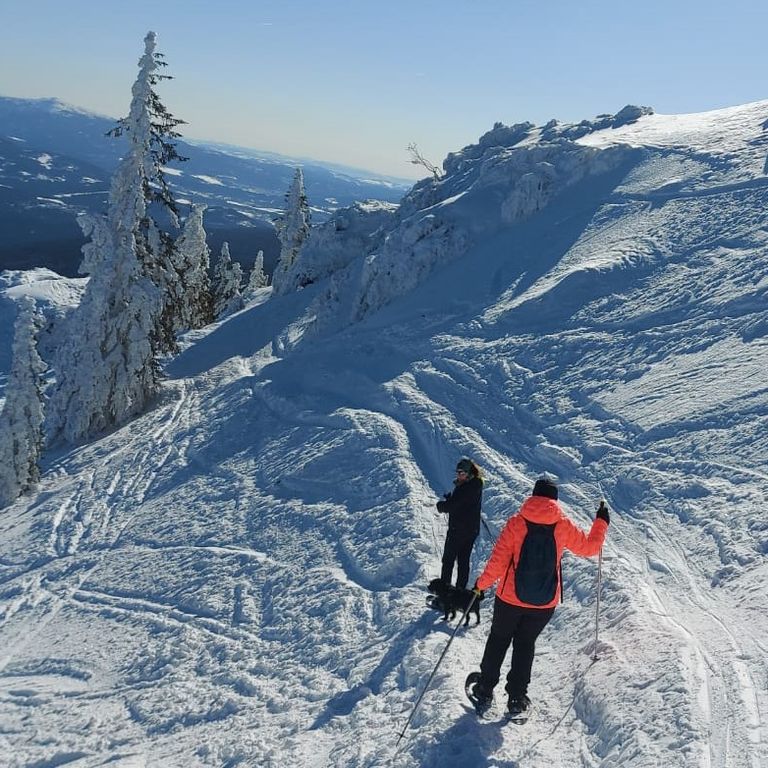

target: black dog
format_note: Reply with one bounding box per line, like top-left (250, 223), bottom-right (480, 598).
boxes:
top-left (427, 578), bottom-right (481, 626)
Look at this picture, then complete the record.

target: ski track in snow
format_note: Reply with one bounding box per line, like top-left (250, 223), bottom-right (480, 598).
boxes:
top-left (2, 103), bottom-right (768, 767)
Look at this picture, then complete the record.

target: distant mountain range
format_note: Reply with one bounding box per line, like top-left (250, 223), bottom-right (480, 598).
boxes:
top-left (0, 96), bottom-right (412, 276)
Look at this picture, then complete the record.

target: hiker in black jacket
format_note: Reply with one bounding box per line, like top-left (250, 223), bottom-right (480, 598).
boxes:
top-left (436, 458), bottom-right (483, 589)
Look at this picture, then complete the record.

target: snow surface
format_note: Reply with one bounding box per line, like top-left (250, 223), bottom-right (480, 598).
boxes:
top-left (1, 101), bottom-right (768, 767)
top-left (191, 175), bottom-right (225, 186)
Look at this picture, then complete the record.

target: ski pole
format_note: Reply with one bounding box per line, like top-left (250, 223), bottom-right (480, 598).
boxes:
top-left (395, 593), bottom-right (478, 748)
top-left (592, 482), bottom-right (605, 661)
top-left (592, 548), bottom-right (603, 661)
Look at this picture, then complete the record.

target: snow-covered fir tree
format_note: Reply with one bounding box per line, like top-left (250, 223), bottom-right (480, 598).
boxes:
top-left (246, 250), bottom-right (269, 293)
top-left (0, 298), bottom-right (47, 508)
top-left (271, 168), bottom-right (311, 295)
top-left (48, 31), bottom-right (189, 443)
top-left (107, 31), bottom-right (187, 354)
top-left (48, 212), bottom-right (161, 443)
top-left (213, 242), bottom-right (244, 318)
top-left (170, 204), bottom-right (214, 331)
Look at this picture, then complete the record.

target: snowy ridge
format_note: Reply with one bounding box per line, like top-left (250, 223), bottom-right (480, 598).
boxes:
top-left (276, 107), bottom-right (646, 341)
top-left (1, 101), bottom-right (768, 766)
top-left (0, 96), bottom-right (113, 120)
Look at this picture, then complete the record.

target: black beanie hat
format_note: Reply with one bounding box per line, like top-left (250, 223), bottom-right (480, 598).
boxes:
top-left (532, 476), bottom-right (558, 500)
top-left (456, 458), bottom-right (474, 474)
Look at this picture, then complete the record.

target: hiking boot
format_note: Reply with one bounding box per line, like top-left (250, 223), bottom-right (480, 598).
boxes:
top-left (507, 694), bottom-right (531, 716)
top-left (471, 682), bottom-right (494, 716)
top-left (465, 672), bottom-right (494, 715)
top-left (472, 680), bottom-right (493, 705)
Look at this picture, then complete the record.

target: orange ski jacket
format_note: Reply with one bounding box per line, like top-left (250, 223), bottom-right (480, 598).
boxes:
top-left (476, 495), bottom-right (608, 610)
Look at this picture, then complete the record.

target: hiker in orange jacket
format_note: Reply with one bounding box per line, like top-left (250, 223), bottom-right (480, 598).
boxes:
top-left (469, 475), bottom-right (609, 717)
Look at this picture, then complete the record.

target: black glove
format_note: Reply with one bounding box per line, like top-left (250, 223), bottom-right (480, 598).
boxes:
top-left (596, 501), bottom-right (610, 524)
top-left (472, 581), bottom-right (484, 600)
top-left (436, 500), bottom-right (446, 513)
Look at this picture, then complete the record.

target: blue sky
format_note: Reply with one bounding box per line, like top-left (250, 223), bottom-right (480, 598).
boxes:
top-left (1, 0), bottom-right (767, 179)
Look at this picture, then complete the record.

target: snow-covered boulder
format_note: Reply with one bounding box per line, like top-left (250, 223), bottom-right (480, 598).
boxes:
top-left (348, 211), bottom-right (468, 323)
top-left (541, 104), bottom-right (654, 141)
top-left (443, 120), bottom-right (536, 176)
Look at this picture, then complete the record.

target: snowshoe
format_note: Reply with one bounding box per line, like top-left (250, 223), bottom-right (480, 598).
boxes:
top-left (505, 694), bottom-right (532, 724)
top-left (465, 671), bottom-right (493, 717)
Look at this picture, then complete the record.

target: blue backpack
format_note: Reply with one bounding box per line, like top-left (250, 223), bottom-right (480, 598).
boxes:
top-left (514, 521), bottom-right (559, 605)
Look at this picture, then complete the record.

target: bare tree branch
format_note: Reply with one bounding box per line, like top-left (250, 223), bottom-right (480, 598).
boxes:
top-left (406, 142), bottom-right (442, 181)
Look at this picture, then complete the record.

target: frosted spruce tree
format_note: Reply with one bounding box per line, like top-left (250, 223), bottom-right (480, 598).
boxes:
top-left (47, 32), bottom-right (184, 443)
top-left (0, 298), bottom-right (47, 508)
top-left (107, 31), bottom-right (187, 354)
top-left (213, 242), bottom-right (244, 318)
top-left (246, 250), bottom-right (269, 293)
top-left (170, 204), bottom-right (214, 331)
top-left (48, 214), bottom-right (160, 444)
top-left (271, 168), bottom-right (310, 295)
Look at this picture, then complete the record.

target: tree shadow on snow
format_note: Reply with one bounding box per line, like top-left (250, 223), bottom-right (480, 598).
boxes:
top-left (165, 282), bottom-right (325, 379)
top-left (167, 151), bottom-right (645, 386)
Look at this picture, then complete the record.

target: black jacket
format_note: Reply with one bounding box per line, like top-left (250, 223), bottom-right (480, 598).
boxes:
top-left (436, 476), bottom-right (482, 537)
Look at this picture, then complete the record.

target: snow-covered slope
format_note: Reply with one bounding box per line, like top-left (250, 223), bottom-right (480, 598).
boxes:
top-left (1, 101), bottom-right (768, 767)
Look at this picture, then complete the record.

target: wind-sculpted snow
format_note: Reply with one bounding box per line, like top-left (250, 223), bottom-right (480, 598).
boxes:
top-left (290, 115), bottom-right (635, 339)
top-left (2, 101), bottom-right (768, 766)
top-left (278, 200), bottom-right (398, 294)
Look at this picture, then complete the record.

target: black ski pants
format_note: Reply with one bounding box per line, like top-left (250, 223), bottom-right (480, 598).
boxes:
top-left (479, 597), bottom-right (555, 699)
top-left (440, 530), bottom-right (477, 590)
